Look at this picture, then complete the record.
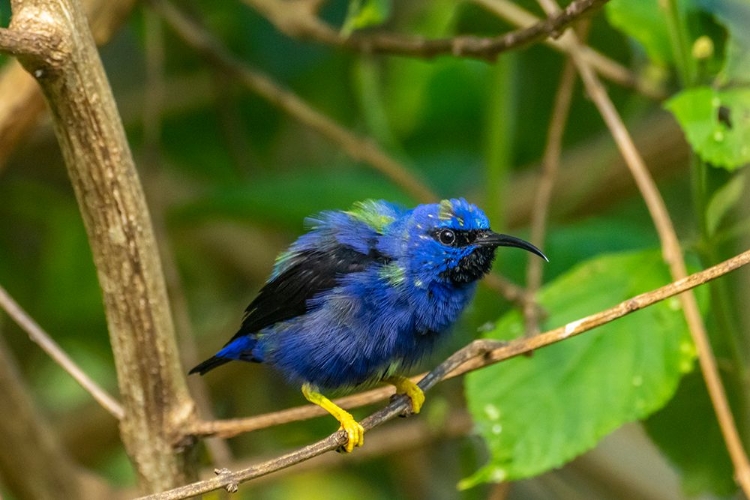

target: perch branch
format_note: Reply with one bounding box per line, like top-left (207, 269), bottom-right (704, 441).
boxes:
top-left (0, 284), bottom-right (124, 419)
top-left (146, 248), bottom-right (750, 500)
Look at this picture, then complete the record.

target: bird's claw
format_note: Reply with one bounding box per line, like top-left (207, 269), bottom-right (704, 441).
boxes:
top-left (337, 417), bottom-right (365, 453)
top-left (386, 376), bottom-right (425, 416)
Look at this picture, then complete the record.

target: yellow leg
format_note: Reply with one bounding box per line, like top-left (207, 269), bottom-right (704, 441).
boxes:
top-left (385, 376), bottom-right (425, 414)
top-left (302, 383), bottom-right (364, 452)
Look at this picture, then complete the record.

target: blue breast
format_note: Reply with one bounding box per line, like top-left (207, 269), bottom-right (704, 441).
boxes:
top-left (260, 268), bottom-right (477, 390)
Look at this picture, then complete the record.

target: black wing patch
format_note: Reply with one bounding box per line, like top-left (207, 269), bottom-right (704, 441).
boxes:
top-left (226, 246), bottom-right (390, 345)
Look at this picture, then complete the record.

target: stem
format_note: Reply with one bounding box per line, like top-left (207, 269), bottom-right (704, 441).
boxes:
top-left (661, 0), bottom-right (695, 87)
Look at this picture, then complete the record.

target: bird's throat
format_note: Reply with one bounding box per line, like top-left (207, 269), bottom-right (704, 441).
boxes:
top-left (440, 247), bottom-right (497, 285)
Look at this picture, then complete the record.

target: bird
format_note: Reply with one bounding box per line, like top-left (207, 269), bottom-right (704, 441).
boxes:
top-left (190, 198), bottom-right (547, 452)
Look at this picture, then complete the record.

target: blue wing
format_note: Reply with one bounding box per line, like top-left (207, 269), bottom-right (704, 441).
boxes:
top-left (189, 201), bottom-right (399, 375)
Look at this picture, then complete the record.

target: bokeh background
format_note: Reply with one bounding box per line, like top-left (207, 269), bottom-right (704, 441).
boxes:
top-left (1, 0), bottom-right (748, 498)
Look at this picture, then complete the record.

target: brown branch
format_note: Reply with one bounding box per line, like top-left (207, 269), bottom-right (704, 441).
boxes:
top-left (531, 0), bottom-right (750, 493)
top-left (0, 284), bottom-right (124, 419)
top-left (246, 0), bottom-right (609, 61)
top-left (141, 249), bottom-right (750, 499)
top-left (229, 409), bottom-right (473, 485)
top-left (8, 0), bottom-right (197, 493)
top-left (150, 0), bottom-right (436, 204)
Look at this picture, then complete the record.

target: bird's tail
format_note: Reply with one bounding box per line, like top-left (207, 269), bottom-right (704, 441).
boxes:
top-left (189, 356), bottom-right (231, 375)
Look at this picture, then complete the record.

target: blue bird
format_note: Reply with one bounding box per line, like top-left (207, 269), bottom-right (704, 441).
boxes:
top-left (191, 198), bottom-right (547, 452)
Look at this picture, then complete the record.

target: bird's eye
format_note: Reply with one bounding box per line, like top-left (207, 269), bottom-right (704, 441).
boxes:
top-left (438, 229), bottom-right (456, 246)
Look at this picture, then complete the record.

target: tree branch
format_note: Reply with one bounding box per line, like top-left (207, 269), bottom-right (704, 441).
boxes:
top-left (474, 0), bottom-right (664, 99)
top-left (7, 0), bottom-right (196, 493)
top-left (245, 0), bottom-right (609, 61)
top-left (0, 284), bottom-right (123, 419)
top-left (141, 249), bottom-right (750, 499)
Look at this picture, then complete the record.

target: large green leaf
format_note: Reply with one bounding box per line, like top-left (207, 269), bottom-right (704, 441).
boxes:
top-left (666, 86), bottom-right (750, 170)
top-left (461, 250), bottom-right (695, 487)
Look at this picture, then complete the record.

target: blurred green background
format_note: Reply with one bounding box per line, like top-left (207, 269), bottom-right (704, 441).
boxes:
top-left (1, 0), bottom-right (748, 498)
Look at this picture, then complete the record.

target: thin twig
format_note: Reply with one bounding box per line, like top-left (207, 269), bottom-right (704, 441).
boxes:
top-left (150, 0), bottom-right (436, 204)
top-left (231, 409), bottom-right (474, 486)
top-left (531, 0), bottom-right (750, 493)
top-left (0, 284), bottom-right (124, 420)
top-left (523, 31), bottom-right (581, 336)
top-left (155, 249), bottom-right (750, 498)
top-left (245, 0), bottom-right (609, 61)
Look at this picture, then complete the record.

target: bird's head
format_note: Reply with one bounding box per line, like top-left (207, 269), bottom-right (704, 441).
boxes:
top-left (396, 198), bottom-right (547, 288)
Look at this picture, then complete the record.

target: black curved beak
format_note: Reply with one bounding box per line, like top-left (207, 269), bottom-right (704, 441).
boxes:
top-left (476, 231), bottom-right (548, 262)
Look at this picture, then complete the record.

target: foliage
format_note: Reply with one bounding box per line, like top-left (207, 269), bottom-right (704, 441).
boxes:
top-left (462, 250), bottom-right (696, 487)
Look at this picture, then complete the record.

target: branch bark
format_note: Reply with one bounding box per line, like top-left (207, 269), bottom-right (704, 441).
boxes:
top-left (7, 0), bottom-right (196, 493)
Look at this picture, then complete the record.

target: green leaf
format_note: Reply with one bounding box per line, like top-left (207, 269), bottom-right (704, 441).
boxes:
top-left (705, 173), bottom-right (745, 235)
top-left (645, 370), bottom-right (735, 496)
top-left (342, 0), bottom-right (392, 35)
top-left (700, 0), bottom-right (750, 83)
top-left (666, 86), bottom-right (750, 170)
top-left (461, 250), bottom-right (696, 488)
top-left (606, 0), bottom-right (675, 66)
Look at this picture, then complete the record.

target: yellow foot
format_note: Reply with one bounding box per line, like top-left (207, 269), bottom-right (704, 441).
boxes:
top-left (302, 383), bottom-right (364, 452)
top-left (385, 375), bottom-right (425, 414)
